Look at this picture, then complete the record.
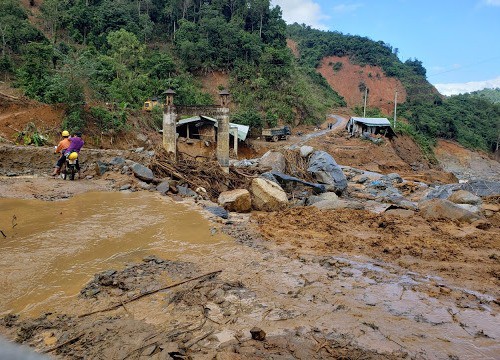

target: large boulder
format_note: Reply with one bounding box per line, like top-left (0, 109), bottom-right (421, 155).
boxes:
top-left (156, 180), bottom-right (170, 195)
top-left (312, 199), bottom-right (364, 210)
top-left (131, 163), bottom-right (154, 182)
top-left (250, 178), bottom-right (288, 211)
top-left (307, 151), bottom-right (347, 195)
top-left (419, 199), bottom-right (482, 223)
top-left (448, 190), bottom-right (482, 205)
top-left (300, 146), bottom-right (314, 158)
top-left (218, 189), bottom-right (252, 213)
top-left (259, 151), bottom-right (286, 173)
top-left (307, 192), bottom-right (339, 205)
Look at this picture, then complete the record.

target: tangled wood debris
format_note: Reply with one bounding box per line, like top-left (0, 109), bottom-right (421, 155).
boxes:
top-left (283, 149), bottom-right (314, 182)
top-left (151, 147), bottom-right (252, 200)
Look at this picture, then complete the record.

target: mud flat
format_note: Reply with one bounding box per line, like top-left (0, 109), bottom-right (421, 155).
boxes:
top-left (0, 175), bottom-right (499, 359)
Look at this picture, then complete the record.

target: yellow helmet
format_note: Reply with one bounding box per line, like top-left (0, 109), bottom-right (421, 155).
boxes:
top-left (67, 152), bottom-right (78, 160)
top-left (61, 130), bottom-right (70, 137)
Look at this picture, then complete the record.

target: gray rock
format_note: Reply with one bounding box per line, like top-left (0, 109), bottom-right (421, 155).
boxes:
top-left (205, 206), bottom-right (229, 219)
top-left (259, 151), bottom-right (286, 173)
top-left (312, 199), bottom-right (364, 210)
top-left (250, 177), bottom-right (289, 211)
top-left (96, 160), bottom-right (108, 176)
top-left (119, 184), bottom-right (131, 191)
top-left (463, 180), bottom-right (500, 197)
top-left (177, 185), bottom-right (197, 197)
top-left (354, 175), bottom-right (369, 184)
top-left (156, 181), bottom-right (170, 195)
top-left (307, 151), bottom-right (348, 195)
top-left (419, 199), bottom-right (482, 223)
top-left (300, 145), bottom-right (314, 157)
top-left (135, 147), bottom-right (144, 153)
top-left (307, 191), bottom-right (339, 205)
top-left (109, 157), bottom-right (125, 166)
top-left (218, 189), bottom-right (252, 213)
top-left (137, 181), bottom-right (151, 190)
top-left (385, 173), bottom-right (403, 183)
top-left (448, 190), bottom-right (482, 205)
top-left (454, 204), bottom-right (481, 214)
top-left (131, 163), bottom-right (154, 182)
top-left (423, 184), bottom-right (462, 200)
top-left (6, 172), bottom-right (17, 177)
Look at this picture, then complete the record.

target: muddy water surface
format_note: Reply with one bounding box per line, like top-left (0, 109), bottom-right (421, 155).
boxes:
top-left (0, 192), bottom-right (231, 316)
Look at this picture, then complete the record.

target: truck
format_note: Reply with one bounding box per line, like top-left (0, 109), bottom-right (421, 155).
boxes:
top-left (142, 97), bottom-right (160, 111)
top-left (261, 125), bottom-right (291, 142)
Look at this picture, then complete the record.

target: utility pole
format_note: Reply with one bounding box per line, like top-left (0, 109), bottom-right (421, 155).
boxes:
top-left (393, 91), bottom-right (398, 129)
top-left (363, 87), bottom-right (368, 117)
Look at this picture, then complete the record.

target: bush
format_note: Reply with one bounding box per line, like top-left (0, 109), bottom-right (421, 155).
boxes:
top-left (62, 109), bottom-right (86, 133)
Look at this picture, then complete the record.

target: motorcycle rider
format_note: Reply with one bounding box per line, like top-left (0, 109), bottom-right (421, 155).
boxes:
top-left (51, 130), bottom-right (71, 176)
top-left (64, 131), bottom-right (84, 178)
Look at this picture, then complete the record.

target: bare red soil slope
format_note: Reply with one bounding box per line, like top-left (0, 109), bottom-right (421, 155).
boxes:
top-left (317, 56), bottom-right (406, 115)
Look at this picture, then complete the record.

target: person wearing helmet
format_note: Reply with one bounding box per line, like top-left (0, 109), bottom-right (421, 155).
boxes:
top-left (64, 131), bottom-right (85, 178)
top-left (51, 130), bottom-right (71, 176)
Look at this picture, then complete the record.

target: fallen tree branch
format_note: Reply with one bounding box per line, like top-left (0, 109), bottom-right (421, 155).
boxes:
top-left (42, 332), bottom-right (85, 353)
top-left (78, 270), bottom-right (222, 318)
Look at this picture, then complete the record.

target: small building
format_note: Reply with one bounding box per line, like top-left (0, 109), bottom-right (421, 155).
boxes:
top-left (176, 116), bottom-right (249, 142)
top-left (346, 117), bottom-right (396, 137)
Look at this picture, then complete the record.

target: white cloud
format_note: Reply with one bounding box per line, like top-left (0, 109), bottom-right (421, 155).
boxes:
top-left (484, 0), bottom-right (500, 6)
top-left (332, 3), bottom-right (363, 13)
top-left (433, 76), bottom-right (500, 96)
top-left (271, 0), bottom-right (330, 30)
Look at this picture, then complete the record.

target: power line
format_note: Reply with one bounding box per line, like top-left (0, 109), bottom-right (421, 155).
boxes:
top-left (427, 56), bottom-right (500, 78)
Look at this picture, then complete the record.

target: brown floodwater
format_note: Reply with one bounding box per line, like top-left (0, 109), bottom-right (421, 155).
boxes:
top-left (0, 192), bottom-right (231, 316)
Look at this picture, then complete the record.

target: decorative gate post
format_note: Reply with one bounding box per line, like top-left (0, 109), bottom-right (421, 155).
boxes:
top-left (162, 89), bottom-right (177, 161)
top-left (217, 89), bottom-right (230, 173)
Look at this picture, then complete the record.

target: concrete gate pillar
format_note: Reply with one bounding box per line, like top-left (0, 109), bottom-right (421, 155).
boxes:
top-left (162, 89), bottom-right (177, 161)
top-left (217, 90), bottom-right (230, 173)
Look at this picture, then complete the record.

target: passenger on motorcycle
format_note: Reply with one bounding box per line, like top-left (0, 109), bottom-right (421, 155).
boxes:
top-left (51, 130), bottom-right (71, 176)
top-left (64, 132), bottom-right (84, 178)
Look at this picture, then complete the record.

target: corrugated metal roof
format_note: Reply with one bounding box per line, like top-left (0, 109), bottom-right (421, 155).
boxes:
top-left (350, 117), bottom-right (392, 126)
top-left (176, 116), bottom-right (249, 141)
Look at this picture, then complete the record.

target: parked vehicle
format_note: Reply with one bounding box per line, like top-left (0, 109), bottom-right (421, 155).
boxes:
top-left (143, 97), bottom-right (160, 111)
top-left (262, 125), bottom-right (291, 142)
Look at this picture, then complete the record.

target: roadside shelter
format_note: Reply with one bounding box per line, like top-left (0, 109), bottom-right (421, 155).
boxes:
top-left (346, 117), bottom-right (396, 137)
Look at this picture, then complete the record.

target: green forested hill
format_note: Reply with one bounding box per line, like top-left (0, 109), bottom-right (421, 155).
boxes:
top-left (0, 0), bottom-right (344, 131)
top-left (469, 88), bottom-right (500, 104)
top-left (0, 0), bottom-right (498, 153)
top-left (286, 24), bottom-right (499, 153)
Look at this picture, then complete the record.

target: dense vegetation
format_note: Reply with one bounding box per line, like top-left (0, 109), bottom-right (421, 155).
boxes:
top-left (1, 0), bottom-right (497, 154)
top-left (287, 23), bottom-right (499, 153)
top-left (469, 88), bottom-right (500, 104)
top-left (286, 23), bottom-right (437, 105)
top-left (0, 0), bottom-right (344, 133)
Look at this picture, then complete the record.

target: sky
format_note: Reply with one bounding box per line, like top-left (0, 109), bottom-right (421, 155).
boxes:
top-left (271, 0), bottom-right (500, 95)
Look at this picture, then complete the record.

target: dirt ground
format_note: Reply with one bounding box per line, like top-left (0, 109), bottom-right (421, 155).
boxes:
top-left (317, 56), bottom-right (407, 115)
top-left (1, 153), bottom-right (499, 360)
top-left (1, 96), bottom-right (499, 359)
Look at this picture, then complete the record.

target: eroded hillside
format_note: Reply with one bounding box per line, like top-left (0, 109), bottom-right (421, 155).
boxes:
top-left (317, 56), bottom-right (407, 114)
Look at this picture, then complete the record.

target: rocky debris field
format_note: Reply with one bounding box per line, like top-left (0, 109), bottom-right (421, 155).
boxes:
top-left (1, 131), bottom-right (500, 359)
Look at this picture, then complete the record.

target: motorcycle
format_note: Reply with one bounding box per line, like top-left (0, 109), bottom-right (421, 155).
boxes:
top-left (62, 152), bottom-right (79, 180)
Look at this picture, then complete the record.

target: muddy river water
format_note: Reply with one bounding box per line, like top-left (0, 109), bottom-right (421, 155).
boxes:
top-left (0, 192), bottom-right (231, 316)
